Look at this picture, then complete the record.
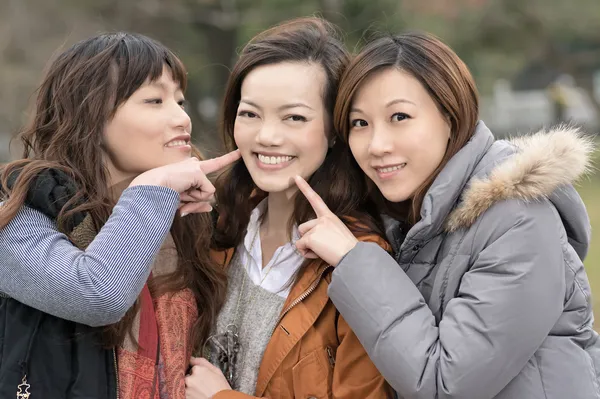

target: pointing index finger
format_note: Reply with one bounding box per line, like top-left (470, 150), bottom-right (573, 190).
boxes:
top-left (199, 149), bottom-right (241, 174)
top-left (294, 175), bottom-right (332, 217)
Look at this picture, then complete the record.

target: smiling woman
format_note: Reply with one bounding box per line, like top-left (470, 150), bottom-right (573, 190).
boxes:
top-left (292, 32), bottom-right (599, 399)
top-left (183, 17), bottom-right (392, 399)
top-left (0, 32), bottom-right (239, 399)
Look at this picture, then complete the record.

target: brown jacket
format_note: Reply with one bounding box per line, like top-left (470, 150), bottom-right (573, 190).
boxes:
top-left (212, 232), bottom-right (392, 399)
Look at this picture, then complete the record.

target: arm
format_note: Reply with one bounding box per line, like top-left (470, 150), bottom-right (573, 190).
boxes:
top-left (0, 185), bottom-right (179, 327)
top-left (328, 200), bottom-right (565, 398)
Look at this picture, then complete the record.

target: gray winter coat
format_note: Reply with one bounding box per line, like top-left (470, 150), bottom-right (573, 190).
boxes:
top-left (329, 122), bottom-right (600, 398)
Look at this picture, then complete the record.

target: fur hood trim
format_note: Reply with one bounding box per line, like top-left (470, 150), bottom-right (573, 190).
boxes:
top-left (446, 125), bottom-right (595, 232)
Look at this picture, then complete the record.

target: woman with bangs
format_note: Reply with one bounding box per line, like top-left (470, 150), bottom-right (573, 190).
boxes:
top-left (183, 17), bottom-right (392, 399)
top-left (292, 32), bottom-right (599, 399)
top-left (0, 33), bottom-right (239, 398)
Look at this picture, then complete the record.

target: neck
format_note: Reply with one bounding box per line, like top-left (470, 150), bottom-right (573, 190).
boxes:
top-left (261, 188), bottom-right (297, 243)
top-left (109, 176), bottom-right (136, 202)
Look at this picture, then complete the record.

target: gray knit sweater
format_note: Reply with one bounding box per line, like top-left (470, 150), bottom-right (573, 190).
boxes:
top-left (209, 257), bottom-right (285, 394)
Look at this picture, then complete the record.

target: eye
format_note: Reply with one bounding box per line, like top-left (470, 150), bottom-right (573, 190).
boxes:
top-left (238, 110), bottom-right (258, 118)
top-left (391, 112), bottom-right (410, 122)
top-left (285, 114), bottom-right (307, 122)
top-left (145, 98), bottom-right (163, 105)
top-left (178, 99), bottom-right (189, 110)
top-left (350, 119), bottom-right (368, 128)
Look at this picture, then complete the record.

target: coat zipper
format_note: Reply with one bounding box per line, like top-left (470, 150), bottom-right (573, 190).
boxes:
top-left (113, 348), bottom-right (120, 399)
top-left (326, 346), bottom-right (336, 367)
top-left (271, 266), bottom-right (333, 336)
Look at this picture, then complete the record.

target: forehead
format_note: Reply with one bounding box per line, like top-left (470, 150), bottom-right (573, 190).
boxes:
top-left (240, 62), bottom-right (325, 105)
top-left (353, 67), bottom-right (428, 105)
top-left (141, 66), bottom-right (183, 91)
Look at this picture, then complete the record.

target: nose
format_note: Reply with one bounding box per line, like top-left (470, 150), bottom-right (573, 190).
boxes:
top-left (255, 121), bottom-right (284, 147)
top-left (368, 125), bottom-right (394, 157)
top-left (172, 101), bottom-right (192, 132)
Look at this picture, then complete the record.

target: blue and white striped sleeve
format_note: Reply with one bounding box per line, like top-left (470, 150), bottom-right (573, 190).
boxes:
top-left (0, 185), bottom-right (180, 327)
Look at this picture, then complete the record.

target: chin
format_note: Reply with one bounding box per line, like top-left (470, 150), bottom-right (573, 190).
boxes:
top-left (254, 181), bottom-right (294, 193)
top-left (379, 187), bottom-right (412, 203)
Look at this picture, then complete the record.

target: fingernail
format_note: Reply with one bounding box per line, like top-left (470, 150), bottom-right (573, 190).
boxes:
top-left (181, 212), bottom-right (189, 217)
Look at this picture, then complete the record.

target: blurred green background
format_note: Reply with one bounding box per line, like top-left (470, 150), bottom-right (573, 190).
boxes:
top-left (579, 146), bottom-right (599, 321)
top-left (1, 0), bottom-right (599, 324)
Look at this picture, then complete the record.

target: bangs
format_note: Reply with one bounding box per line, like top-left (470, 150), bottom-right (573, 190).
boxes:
top-left (111, 33), bottom-right (187, 107)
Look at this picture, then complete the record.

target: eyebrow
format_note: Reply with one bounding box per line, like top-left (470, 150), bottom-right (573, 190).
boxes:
top-left (240, 99), bottom-right (314, 111)
top-left (148, 80), bottom-right (182, 92)
top-left (351, 98), bottom-right (416, 113)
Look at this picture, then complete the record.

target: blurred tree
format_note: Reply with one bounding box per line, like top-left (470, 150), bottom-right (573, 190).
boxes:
top-left (1, 0), bottom-right (599, 158)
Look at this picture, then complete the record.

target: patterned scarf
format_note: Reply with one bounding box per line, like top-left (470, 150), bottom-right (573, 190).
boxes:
top-left (71, 212), bottom-right (198, 399)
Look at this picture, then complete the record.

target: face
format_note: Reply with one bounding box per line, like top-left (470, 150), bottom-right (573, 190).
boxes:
top-left (103, 66), bottom-right (191, 185)
top-left (234, 61), bottom-right (329, 196)
top-left (348, 67), bottom-right (450, 203)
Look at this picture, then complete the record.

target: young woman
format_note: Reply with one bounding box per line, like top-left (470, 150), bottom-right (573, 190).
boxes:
top-left (293, 32), bottom-right (600, 398)
top-left (184, 17), bottom-right (392, 399)
top-left (0, 32), bottom-right (239, 398)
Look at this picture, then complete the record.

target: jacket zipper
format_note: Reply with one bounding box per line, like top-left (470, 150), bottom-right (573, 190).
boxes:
top-left (326, 346), bottom-right (336, 367)
top-left (113, 348), bottom-right (120, 399)
top-left (271, 266), bottom-right (333, 336)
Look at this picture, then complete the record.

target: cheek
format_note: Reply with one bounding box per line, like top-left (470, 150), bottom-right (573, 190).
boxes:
top-left (348, 133), bottom-right (369, 168)
top-left (307, 127), bottom-right (329, 160)
top-left (233, 122), bottom-right (253, 151)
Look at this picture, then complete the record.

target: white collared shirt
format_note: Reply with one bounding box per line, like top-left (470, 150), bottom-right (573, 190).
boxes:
top-left (237, 199), bottom-right (304, 298)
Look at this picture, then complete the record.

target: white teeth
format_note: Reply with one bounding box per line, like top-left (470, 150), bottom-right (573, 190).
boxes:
top-left (258, 154), bottom-right (294, 165)
top-left (377, 164), bottom-right (406, 173)
top-left (166, 140), bottom-right (187, 147)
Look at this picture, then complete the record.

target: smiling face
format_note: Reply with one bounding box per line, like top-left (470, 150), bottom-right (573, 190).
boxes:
top-left (102, 65), bottom-right (192, 186)
top-left (233, 61), bottom-right (329, 195)
top-left (348, 67), bottom-right (451, 203)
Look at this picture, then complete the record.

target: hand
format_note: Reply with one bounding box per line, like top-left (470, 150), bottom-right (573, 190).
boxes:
top-left (185, 357), bottom-right (232, 399)
top-left (130, 150), bottom-right (241, 215)
top-left (294, 175), bottom-right (358, 265)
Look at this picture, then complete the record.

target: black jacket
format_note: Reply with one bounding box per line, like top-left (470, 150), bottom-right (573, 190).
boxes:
top-left (0, 169), bottom-right (117, 398)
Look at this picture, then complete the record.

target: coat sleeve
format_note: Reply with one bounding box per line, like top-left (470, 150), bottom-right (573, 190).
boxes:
top-left (328, 199), bottom-right (566, 399)
top-left (0, 185), bottom-right (179, 327)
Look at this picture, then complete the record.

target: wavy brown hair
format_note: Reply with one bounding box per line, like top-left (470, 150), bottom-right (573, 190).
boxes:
top-left (0, 32), bottom-right (227, 348)
top-left (213, 17), bottom-right (383, 258)
top-left (334, 32), bottom-right (480, 225)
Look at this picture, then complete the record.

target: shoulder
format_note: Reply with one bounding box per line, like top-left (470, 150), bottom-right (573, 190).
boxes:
top-left (447, 126), bottom-right (592, 234)
top-left (1, 203), bottom-right (57, 232)
top-left (470, 197), bottom-right (565, 249)
top-left (343, 215), bottom-right (392, 253)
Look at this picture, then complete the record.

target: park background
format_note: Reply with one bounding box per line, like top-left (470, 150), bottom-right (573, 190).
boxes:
top-left (1, 0), bottom-right (599, 324)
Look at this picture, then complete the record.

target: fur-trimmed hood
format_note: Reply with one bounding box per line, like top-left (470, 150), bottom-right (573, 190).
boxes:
top-left (392, 121), bottom-right (594, 261)
top-left (447, 125), bottom-right (594, 231)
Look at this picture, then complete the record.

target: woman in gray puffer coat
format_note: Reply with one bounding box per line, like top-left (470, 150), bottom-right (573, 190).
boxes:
top-left (292, 32), bottom-right (600, 398)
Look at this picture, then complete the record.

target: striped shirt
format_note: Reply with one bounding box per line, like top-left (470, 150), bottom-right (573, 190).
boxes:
top-left (0, 185), bottom-right (179, 327)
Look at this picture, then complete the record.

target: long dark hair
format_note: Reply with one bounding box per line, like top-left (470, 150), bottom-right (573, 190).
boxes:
top-left (335, 32), bottom-right (480, 225)
top-left (0, 32), bottom-right (227, 348)
top-left (213, 17), bottom-right (383, 258)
